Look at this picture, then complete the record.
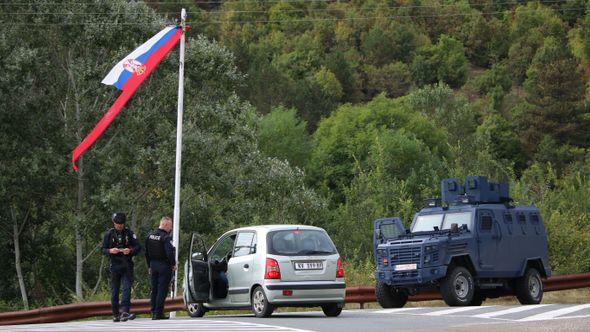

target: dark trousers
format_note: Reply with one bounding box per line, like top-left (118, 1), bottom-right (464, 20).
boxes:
top-left (110, 266), bottom-right (134, 315)
top-left (150, 260), bottom-right (173, 314)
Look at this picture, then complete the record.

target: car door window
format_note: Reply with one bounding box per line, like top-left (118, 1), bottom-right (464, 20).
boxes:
top-left (233, 232), bottom-right (255, 257)
top-left (209, 234), bottom-right (236, 261)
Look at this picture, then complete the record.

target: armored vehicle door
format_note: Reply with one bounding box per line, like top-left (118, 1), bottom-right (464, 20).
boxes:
top-left (187, 233), bottom-right (210, 302)
top-left (374, 218), bottom-right (405, 252)
top-left (476, 210), bottom-right (502, 272)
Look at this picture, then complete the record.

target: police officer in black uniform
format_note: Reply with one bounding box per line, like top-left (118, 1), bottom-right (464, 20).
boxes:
top-left (101, 212), bottom-right (141, 322)
top-left (145, 216), bottom-right (176, 320)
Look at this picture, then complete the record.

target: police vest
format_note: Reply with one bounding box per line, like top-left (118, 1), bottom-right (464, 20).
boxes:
top-left (109, 228), bottom-right (130, 249)
top-left (146, 230), bottom-right (168, 261)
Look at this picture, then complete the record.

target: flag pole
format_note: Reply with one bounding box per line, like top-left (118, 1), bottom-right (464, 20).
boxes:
top-left (170, 8), bottom-right (186, 318)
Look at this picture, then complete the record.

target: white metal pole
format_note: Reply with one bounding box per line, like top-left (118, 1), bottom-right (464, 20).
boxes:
top-left (170, 8), bottom-right (186, 318)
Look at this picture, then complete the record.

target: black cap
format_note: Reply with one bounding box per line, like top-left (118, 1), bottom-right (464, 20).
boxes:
top-left (112, 212), bottom-right (126, 224)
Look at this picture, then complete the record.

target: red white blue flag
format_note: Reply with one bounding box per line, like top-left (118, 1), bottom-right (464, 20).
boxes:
top-left (72, 26), bottom-right (183, 171)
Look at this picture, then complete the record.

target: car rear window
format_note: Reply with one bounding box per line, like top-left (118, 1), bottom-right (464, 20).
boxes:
top-left (267, 229), bottom-right (337, 256)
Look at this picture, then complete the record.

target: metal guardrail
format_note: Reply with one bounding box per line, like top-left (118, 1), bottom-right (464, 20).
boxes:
top-left (2, 272), bottom-right (590, 326)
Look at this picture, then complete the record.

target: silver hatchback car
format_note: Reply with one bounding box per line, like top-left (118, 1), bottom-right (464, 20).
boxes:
top-left (183, 225), bottom-right (346, 317)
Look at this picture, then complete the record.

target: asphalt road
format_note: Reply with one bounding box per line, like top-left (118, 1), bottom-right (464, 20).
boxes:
top-left (3, 304), bottom-right (590, 331)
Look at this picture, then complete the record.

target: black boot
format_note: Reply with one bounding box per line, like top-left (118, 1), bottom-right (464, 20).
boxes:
top-left (113, 314), bottom-right (120, 322)
top-left (120, 312), bottom-right (136, 321)
top-left (153, 312), bottom-right (169, 320)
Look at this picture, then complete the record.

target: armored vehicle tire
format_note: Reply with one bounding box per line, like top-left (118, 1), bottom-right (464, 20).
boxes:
top-left (322, 303), bottom-right (343, 317)
top-left (516, 267), bottom-right (543, 305)
top-left (186, 302), bottom-right (207, 318)
top-left (440, 266), bottom-right (475, 306)
top-left (469, 293), bottom-right (485, 306)
top-left (375, 282), bottom-right (408, 308)
top-left (252, 286), bottom-right (274, 317)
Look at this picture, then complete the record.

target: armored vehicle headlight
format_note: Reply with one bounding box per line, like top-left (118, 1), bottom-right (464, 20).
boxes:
top-left (425, 245), bottom-right (438, 252)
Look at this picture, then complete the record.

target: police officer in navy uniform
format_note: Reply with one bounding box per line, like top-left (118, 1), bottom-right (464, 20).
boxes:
top-left (101, 212), bottom-right (141, 322)
top-left (145, 216), bottom-right (176, 320)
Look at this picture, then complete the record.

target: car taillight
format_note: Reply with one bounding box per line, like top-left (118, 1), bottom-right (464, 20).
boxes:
top-left (336, 258), bottom-right (345, 278)
top-left (265, 257), bottom-right (281, 279)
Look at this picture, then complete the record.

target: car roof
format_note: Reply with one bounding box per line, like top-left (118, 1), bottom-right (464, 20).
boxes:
top-left (228, 224), bottom-right (325, 234)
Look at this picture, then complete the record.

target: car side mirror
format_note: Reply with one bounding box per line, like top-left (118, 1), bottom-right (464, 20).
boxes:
top-left (450, 223), bottom-right (459, 233)
top-left (250, 244), bottom-right (257, 254)
top-left (191, 252), bottom-right (204, 261)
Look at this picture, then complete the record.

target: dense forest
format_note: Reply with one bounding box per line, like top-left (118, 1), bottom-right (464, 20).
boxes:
top-left (1, 0), bottom-right (589, 311)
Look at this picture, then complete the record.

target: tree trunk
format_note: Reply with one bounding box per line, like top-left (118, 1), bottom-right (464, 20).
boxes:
top-left (13, 221), bottom-right (29, 310)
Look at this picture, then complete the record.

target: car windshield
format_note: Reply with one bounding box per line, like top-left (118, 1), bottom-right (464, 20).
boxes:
top-left (411, 212), bottom-right (473, 232)
top-left (267, 229), bottom-right (337, 256)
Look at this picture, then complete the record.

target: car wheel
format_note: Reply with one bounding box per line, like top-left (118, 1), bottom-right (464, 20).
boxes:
top-left (375, 282), bottom-right (408, 308)
top-left (251, 286), bottom-right (274, 318)
top-left (516, 267), bottom-right (543, 305)
top-left (440, 266), bottom-right (474, 306)
top-left (186, 302), bottom-right (207, 318)
top-left (321, 303), bottom-right (343, 317)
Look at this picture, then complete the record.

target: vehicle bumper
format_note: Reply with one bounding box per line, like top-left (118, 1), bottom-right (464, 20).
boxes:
top-left (263, 280), bottom-right (346, 304)
top-left (376, 266), bottom-right (447, 286)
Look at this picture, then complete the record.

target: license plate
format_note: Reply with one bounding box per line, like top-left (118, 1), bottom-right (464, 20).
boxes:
top-left (294, 261), bottom-right (323, 270)
top-left (394, 263), bottom-right (417, 271)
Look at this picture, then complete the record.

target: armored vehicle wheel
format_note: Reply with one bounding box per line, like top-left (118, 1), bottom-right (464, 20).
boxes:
top-left (376, 282), bottom-right (408, 308)
top-left (251, 286), bottom-right (274, 317)
top-left (516, 267), bottom-right (543, 304)
top-left (441, 266), bottom-right (475, 306)
top-left (321, 303), bottom-right (343, 317)
top-left (469, 292), bottom-right (484, 306)
top-left (186, 302), bottom-right (207, 318)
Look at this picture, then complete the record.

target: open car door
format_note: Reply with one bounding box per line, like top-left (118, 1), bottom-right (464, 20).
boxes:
top-left (373, 217), bottom-right (405, 252)
top-left (186, 233), bottom-right (210, 303)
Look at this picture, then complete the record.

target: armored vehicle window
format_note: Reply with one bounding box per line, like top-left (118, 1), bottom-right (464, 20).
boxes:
top-left (380, 223), bottom-right (402, 239)
top-left (267, 230), bottom-right (336, 256)
top-left (503, 212), bottom-right (513, 224)
top-left (412, 214), bottom-right (444, 232)
top-left (517, 213), bottom-right (527, 224)
top-left (480, 215), bottom-right (493, 231)
top-left (442, 212), bottom-right (473, 230)
top-left (530, 213), bottom-right (540, 224)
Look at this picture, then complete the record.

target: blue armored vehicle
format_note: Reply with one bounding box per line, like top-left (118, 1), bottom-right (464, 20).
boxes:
top-left (373, 176), bottom-right (551, 307)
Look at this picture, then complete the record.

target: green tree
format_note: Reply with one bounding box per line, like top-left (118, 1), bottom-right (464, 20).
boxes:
top-left (507, 3), bottom-right (566, 83)
top-left (411, 35), bottom-right (469, 88)
top-left (475, 114), bottom-right (526, 172)
top-left (308, 94), bottom-right (449, 205)
top-left (363, 62), bottom-right (412, 99)
top-left (474, 63), bottom-right (512, 95)
top-left (522, 36), bottom-right (589, 153)
top-left (258, 106), bottom-right (312, 168)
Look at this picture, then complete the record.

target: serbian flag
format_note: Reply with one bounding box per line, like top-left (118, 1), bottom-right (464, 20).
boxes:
top-left (71, 26), bottom-right (183, 171)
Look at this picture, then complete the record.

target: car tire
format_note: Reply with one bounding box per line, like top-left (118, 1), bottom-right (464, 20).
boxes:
top-left (321, 303), bottom-right (343, 317)
top-left (440, 266), bottom-right (474, 306)
top-left (375, 282), bottom-right (408, 308)
top-left (186, 302), bottom-right (207, 318)
top-left (516, 267), bottom-right (543, 305)
top-left (251, 286), bottom-right (274, 318)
